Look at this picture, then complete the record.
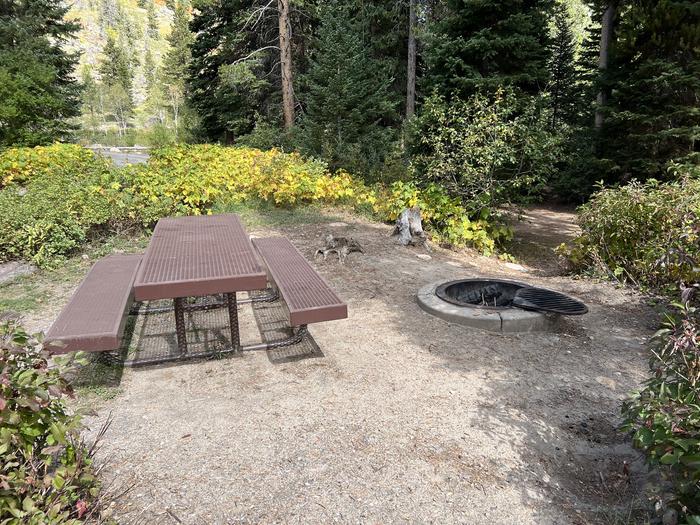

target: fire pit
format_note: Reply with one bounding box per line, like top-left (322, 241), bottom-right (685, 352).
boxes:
top-left (417, 278), bottom-right (587, 333)
top-left (436, 279), bottom-right (525, 309)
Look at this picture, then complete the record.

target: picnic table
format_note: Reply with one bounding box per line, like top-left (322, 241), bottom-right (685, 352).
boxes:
top-left (45, 213), bottom-right (348, 365)
top-left (133, 214), bottom-right (267, 354)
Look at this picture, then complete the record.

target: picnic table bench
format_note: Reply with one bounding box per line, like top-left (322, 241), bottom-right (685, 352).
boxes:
top-left (44, 214), bottom-right (347, 365)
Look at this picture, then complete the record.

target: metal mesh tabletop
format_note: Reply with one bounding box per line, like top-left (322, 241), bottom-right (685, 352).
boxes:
top-left (133, 214), bottom-right (267, 301)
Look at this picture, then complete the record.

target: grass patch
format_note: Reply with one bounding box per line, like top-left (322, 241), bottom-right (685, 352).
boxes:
top-left (0, 232), bottom-right (148, 317)
top-left (212, 199), bottom-right (343, 228)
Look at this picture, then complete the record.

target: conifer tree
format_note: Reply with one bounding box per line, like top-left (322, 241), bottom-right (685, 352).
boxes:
top-left (602, 0), bottom-right (699, 178)
top-left (426, 0), bottom-right (554, 99)
top-left (188, 0), bottom-right (275, 141)
top-left (301, 4), bottom-right (397, 176)
top-left (160, 1), bottom-right (193, 139)
top-left (99, 33), bottom-right (134, 95)
top-left (147, 0), bottom-right (159, 38)
top-left (143, 46), bottom-right (156, 93)
top-left (98, 33), bottom-right (134, 134)
top-left (0, 0), bottom-right (81, 145)
top-left (162, 0), bottom-right (192, 86)
top-left (547, 1), bottom-right (580, 129)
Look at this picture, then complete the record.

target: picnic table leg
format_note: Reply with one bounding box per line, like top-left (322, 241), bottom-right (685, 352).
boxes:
top-left (226, 292), bottom-right (240, 350)
top-left (174, 297), bottom-right (187, 354)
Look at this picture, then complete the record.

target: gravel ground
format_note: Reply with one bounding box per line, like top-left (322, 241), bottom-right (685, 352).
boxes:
top-left (52, 209), bottom-right (658, 523)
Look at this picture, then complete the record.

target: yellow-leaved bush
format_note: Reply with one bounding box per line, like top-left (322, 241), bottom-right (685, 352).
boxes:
top-left (0, 144), bottom-right (106, 189)
top-left (0, 144), bottom-right (511, 265)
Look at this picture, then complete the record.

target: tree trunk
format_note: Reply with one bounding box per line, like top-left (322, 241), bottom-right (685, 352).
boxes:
top-left (406, 0), bottom-right (418, 119)
top-left (594, 2), bottom-right (616, 130)
top-left (278, 0), bottom-right (295, 129)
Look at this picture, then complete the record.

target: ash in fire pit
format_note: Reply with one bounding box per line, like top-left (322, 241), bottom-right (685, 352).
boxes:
top-left (417, 278), bottom-right (587, 333)
top-left (436, 279), bottom-right (525, 309)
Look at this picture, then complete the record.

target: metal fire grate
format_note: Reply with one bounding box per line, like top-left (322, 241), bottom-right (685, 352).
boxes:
top-left (512, 287), bottom-right (588, 316)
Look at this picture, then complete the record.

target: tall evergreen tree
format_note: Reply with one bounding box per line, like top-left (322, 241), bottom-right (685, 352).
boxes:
top-left (143, 46), bottom-right (156, 93)
top-left (147, 0), bottom-right (159, 38)
top-left (162, 0), bottom-right (192, 85)
top-left (0, 0), bottom-right (82, 146)
top-left (301, 4), bottom-right (397, 176)
top-left (426, 0), bottom-right (554, 99)
top-left (601, 0), bottom-right (699, 178)
top-left (98, 33), bottom-right (134, 134)
top-left (188, 0), bottom-right (280, 141)
top-left (547, 1), bottom-right (580, 128)
top-left (161, 1), bottom-right (193, 139)
top-left (99, 33), bottom-right (134, 94)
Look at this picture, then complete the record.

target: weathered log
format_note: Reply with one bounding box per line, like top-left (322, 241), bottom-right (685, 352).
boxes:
top-left (315, 234), bottom-right (363, 263)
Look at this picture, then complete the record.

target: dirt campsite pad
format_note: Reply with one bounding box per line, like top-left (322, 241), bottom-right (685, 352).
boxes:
top-left (11, 208), bottom-right (659, 524)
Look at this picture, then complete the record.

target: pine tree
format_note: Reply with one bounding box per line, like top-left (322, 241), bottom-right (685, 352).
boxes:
top-left (162, 1), bottom-right (192, 86)
top-left (143, 46), bottom-right (156, 93)
top-left (147, 0), bottom-right (159, 38)
top-left (99, 33), bottom-right (133, 95)
top-left (426, 0), bottom-right (554, 99)
top-left (188, 0), bottom-right (275, 141)
top-left (547, 1), bottom-right (580, 129)
top-left (98, 33), bottom-right (134, 134)
top-left (0, 0), bottom-right (81, 146)
top-left (601, 0), bottom-right (699, 178)
top-left (161, 1), bottom-right (193, 139)
top-left (301, 4), bottom-right (397, 176)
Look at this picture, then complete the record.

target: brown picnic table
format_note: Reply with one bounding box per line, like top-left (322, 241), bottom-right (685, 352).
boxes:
top-left (133, 214), bottom-right (267, 355)
top-left (45, 212), bottom-right (348, 366)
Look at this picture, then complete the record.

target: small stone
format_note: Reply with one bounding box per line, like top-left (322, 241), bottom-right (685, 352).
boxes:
top-left (327, 222), bottom-right (348, 228)
top-left (662, 509), bottom-right (678, 525)
top-left (81, 254), bottom-right (89, 260)
top-left (416, 254), bottom-right (432, 261)
top-left (504, 262), bottom-right (527, 272)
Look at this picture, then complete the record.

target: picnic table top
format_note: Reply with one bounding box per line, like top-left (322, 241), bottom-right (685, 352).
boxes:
top-left (133, 214), bottom-right (267, 301)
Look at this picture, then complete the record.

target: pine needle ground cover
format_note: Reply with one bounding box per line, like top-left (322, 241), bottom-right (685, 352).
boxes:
top-left (0, 144), bottom-right (512, 268)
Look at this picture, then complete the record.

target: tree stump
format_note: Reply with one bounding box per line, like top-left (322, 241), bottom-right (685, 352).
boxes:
top-left (392, 206), bottom-right (430, 251)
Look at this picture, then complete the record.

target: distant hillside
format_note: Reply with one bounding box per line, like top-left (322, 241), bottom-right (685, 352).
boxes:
top-left (64, 0), bottom-right (175, 130)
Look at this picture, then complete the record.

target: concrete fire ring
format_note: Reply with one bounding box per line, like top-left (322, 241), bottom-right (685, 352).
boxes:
top-left (416, 281), bottom-right (558, 333)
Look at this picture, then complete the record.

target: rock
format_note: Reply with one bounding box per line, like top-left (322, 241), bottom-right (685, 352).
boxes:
top-left (504, 262), bottom-right (527, 272)
top-left (327, 222), bottom-right (349, 228)
top-left (662, 509), bottom-right (678, 525)
top-left (416, 254), bottom-right (432, 261)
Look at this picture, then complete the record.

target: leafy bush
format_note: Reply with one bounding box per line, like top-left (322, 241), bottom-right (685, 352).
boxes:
top-left (563, 176), bottom-right (700, 291)
top-left (622, 290), bottom-right (700, 521)
top-left (0, 145), bottom-right (118, 267)
top-left (0, 322), bottom-right (103, 523)
top-left (122, 145), bottom-right (511, 254)
top-left (0, 144), bottom-right (513, 265)
top-left (410, 89), bottom-right (560, 214)
top-left (374, 181), bottom-right (512, 255)
top-left (0, 145), bottom-right (101, 189)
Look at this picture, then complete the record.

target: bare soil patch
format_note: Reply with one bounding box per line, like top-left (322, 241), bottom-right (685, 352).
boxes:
top-left (4, 207), bottom-right (659, 524)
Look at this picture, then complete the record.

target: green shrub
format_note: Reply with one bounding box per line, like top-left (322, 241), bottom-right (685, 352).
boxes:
top-left (0, 144), bottom-right (103, 189)
top-left (563, 176), bottom-right (700, 291)
top-left (0, 145), bottom-right (118, 267)
top-left (0, 322), bottom-right (103, 523)
top-left (622, 292), bottom-right (700, 521)
top-left (0, 143), bottom-right (513, 265)
top-left (410, 89), bottom-right (560, 214)
top-left (373, 181), bottom-right (512, 255)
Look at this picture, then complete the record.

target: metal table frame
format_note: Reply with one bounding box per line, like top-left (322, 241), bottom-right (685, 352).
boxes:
top-left (129, 214), bottom-right (305, 366)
